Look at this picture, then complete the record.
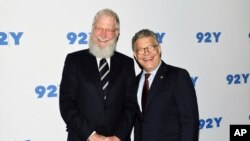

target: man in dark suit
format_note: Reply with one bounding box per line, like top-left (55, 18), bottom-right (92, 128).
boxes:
top-left (59, 9), bottom-right (136, 141)
top-left (131, 29), bottom-right (199, 141)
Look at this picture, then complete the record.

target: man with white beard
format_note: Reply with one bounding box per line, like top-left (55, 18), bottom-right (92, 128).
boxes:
top-left (59, 8), bottom-right (136, 141)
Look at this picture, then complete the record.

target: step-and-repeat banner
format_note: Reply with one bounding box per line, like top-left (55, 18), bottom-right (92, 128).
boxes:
top-left (1, 0), bottom-right (249, 140)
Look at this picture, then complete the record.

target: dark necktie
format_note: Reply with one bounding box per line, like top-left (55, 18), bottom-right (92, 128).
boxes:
top-left (99, 58), bottom-right (110, 100)
top-left (141, 73), bottom-right (150, 114)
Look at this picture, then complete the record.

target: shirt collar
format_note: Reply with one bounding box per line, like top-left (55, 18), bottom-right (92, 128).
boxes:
top-left (142, 60), bottom-right (162, 77)
top-left (96, 57), bottom-right (111, 67)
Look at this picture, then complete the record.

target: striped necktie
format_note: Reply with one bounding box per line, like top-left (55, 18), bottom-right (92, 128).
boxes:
top-left (99, 58), bottom-right (110, 100)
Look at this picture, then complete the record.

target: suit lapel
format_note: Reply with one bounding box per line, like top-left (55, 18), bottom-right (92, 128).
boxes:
top-left (144, 62), bottom-right (168, 115)
top-left (136, 72), bottom-right (144, 120)
top-left (85, 50), bottom-right (103, 96)
top-left (106, 52), bottom-right (120, 95)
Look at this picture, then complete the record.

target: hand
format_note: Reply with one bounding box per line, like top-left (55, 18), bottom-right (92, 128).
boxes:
top-left (88, 133), bottom-right (106, 141)
top-left (105, 136), bottom-right (121, 141)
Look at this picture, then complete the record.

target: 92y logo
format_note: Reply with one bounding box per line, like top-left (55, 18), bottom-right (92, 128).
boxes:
top-left (196, 32), bottom-right (221, 43)
top-left (156, 32), bottom-right (165, 44)
top-left (226, 73), bottom-right (249, 85)
top-left (199, 117), bottom-right (223, 129)
top-left (0, 32), bottom-right (23, 46)
top-left (67, 32), bottom-right (89, 45)
top-left (35, 85), bottom-right (58, 98)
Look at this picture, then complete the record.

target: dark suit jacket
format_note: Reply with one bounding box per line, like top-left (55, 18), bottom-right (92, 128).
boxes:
top-left (133, 61), bottom-right (199, 141)
top-left (59, 49), bottom-right (136, 141)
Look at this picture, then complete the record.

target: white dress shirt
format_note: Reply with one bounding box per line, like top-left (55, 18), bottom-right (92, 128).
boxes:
top-left (137, 61), bottom-right (162, 112)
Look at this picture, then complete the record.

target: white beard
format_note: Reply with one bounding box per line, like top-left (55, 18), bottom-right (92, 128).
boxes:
top-left (89, 36), bottom-right (117, 58)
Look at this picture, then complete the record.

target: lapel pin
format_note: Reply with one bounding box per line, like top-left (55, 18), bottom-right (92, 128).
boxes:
top-left (160, 76), bottom-right (164, 79)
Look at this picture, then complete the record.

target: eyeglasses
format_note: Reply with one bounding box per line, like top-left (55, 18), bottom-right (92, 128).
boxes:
top-left (135, 45), bottom-right (159, 55)
top-left (94, 27), bottom-right (117, 35)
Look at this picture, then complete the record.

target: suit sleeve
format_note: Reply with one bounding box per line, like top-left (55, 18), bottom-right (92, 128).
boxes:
top-left (175, 69), bottom-right (199, 141)
top-left (115, 59), bottom-right (137, 141)
top-left (59, 54), bottom-right (95, 140)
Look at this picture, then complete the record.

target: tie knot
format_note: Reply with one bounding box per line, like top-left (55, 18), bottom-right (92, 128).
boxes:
top-left (100, 58), bottom-right (107, 65)
top-left (145, 73), bottom-right (150, 80)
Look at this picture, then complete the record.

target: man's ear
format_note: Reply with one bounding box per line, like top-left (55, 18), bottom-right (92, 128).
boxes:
top-left (133, 52), bottom-right (137, 60)
top-left (116, 33), bottom-right (120, 42)
top-left (158, 45), bottom-right (162, 57)
top-left (133, 55), bottom-right (143, 70)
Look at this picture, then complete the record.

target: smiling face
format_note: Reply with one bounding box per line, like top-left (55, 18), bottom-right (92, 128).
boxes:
top-left (89, 9), bottom-right (120, 58)
top-left (91, 14), bottom-right (118, 48)
top-left (134, 36), bottom-right (161, 72)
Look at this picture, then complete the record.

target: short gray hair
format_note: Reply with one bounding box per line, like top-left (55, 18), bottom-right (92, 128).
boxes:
top-left (132, 29), bottom-right (159, 51)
